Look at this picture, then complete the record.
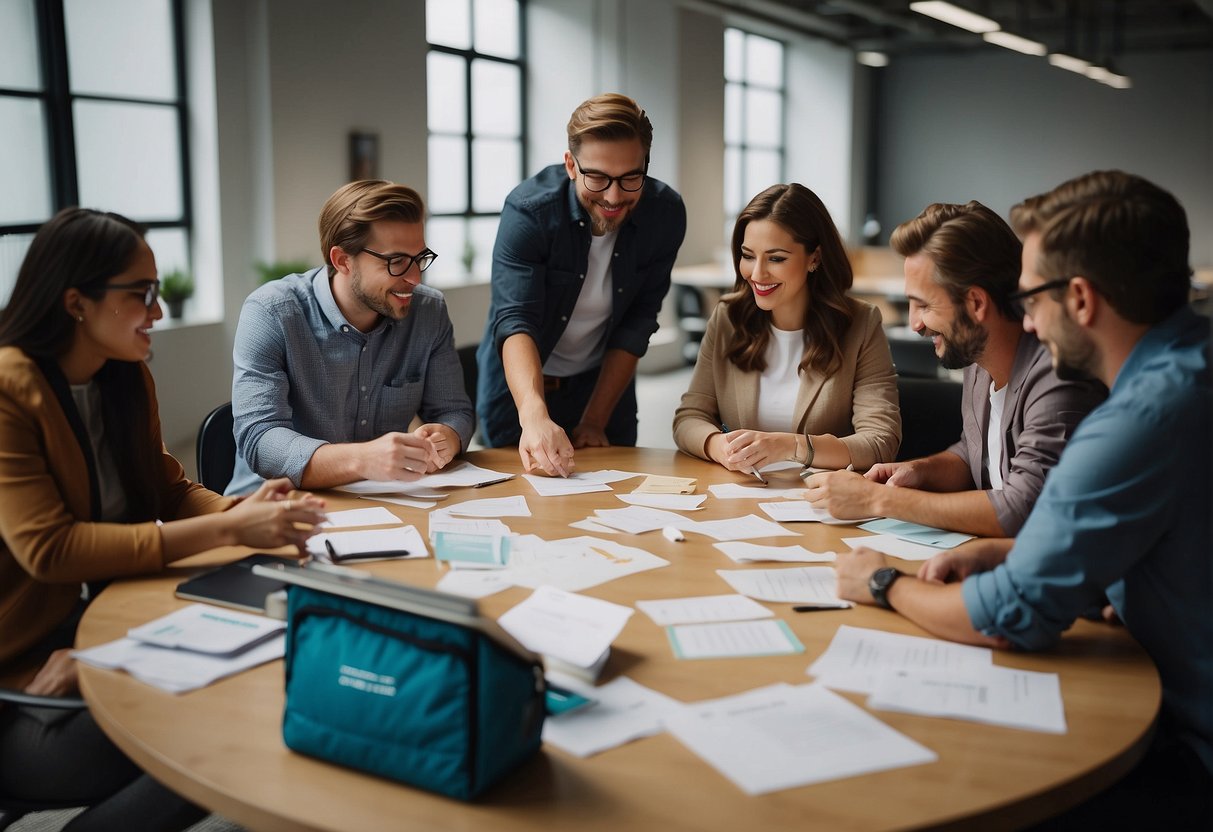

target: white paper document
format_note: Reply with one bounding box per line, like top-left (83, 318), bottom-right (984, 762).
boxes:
top-left (542, 674), bottom-right (685, 758)
top-left (435, 569), bottom-right (514, 599)
top-left (523, 473), bottom-right (613, 497)
top-left (842, 534), bottom-right (943, 561)
top-left (497, 585), bottom-right (634, 669)
top-left (568, 518), bottom-right (620, 534)
top-left (307, 526), bottom-right (429, 562)
top-left (578, 469), bottom-right (646, 484)
top-left (713, 542), bottom-right (836, 563)
top-left (592, 506), bottom-right (693, 534)
top-left (336, 462), bottom-right (514, 494)
top-left (716, 566), bottom-right (850, 606)
top-left (708, 483), bottom-right (806, 500)
top-left (503, 536), bottom-right (669, 592)
top-left (446, 495), bottom-right (531, 517)
top-left (668, 619), bottom-right (804, 659)
top-left (664, 683), bottom-right (937, 795)
top-left (615, 493), bottom-right (706, 511)
top-left (868, 666), bottom-right (1067, 734)
top-left (636, 594), bottom-right (773, 626)
top-left (319, 506), bottom-right (402, 528)
top-left (808, 625), bottom-right (993, 694)
top-left (759, 501), bottom-right (844, 523)
top-left (688, 514), bottom-right (798, 541)
top-left (428, 516), bottom-right (512, 540)
top-left (359, 494), bottom-right (438, 509)
top-left (74, 635), bottom-right (285, 694)
top-left (126, 604), bottom-right (284, 656)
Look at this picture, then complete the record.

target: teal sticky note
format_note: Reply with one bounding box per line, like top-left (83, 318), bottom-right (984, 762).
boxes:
top-left (433, 532), bottom-right (510, 565)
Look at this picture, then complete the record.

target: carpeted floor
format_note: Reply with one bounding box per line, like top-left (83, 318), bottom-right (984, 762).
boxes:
top-left (6, 810), bottom-right (244, 832)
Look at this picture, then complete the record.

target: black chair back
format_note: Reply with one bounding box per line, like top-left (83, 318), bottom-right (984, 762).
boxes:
top-left (457, 345), bottom-right (478, 413)
top-left (0, 689), bottom-right (90, 829)
top-left (196, 402), bottom-right (236, 493)
top-left (896, 376), bottom-right (963, 462)
top-left (887, 327), bottom-right (941, 379)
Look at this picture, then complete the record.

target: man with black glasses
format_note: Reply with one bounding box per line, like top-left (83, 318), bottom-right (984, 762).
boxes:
top-left (477, 93), bottom-right (686, 476)
top-left (227, 180), bottom-right (473, 494)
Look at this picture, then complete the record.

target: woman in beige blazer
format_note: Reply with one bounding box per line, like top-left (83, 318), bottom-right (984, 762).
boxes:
top-left (0, 208), bottom-right (327, 830)
top-left (673, 184), bottom-right (900, 474)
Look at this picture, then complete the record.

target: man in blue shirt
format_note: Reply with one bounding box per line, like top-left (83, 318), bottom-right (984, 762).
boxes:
top-left (836, 171), bottom-right (1210, 824)
top-left (227, 181), bottom-right (473, 494)
top-left (477, 93), bottom-right (686, 476)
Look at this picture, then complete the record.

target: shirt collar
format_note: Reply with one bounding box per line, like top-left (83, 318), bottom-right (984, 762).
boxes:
top-left (1113, 305), bottom-right (1199, 393)
top-left (311, 267), bottom-right (391, 336)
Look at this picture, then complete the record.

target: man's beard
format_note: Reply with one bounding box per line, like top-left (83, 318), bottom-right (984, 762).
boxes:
top-left (581, 194), bottom-right (634, 235)
top-left (350, 267), bottom-right (408, 320)
top-left (1050, 308), bottom-right (1098, 381)
top-left (936, 305), bottom-right (988, 370)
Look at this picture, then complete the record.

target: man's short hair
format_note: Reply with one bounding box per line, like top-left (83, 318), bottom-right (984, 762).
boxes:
top-left (1010, 170), bottom-right (1191, 325)
top-left (890, 201), bottom-right (1022, 321)
top-left (318, 180), bottom-right (425, 277)
top-left (567, 93), bottom-right (653, 158)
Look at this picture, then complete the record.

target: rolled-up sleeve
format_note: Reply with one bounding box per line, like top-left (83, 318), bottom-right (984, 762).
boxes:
top-left (838, 306), bottom-right (901, 470)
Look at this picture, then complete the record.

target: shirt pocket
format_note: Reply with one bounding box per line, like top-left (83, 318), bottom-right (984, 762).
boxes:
top-left (379, 379), bottom-right (423, 429)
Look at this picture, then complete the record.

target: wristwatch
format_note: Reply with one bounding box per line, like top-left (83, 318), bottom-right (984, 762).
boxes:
top-left (869, 567), bottom-right (903, 610)
top-left (793, 434), bottom-right (815, 476)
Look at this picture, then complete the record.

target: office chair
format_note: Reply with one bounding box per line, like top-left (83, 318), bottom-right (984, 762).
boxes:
top-left (676, 285), bottom-right (707, 364)
top-left (886, 326), bottom-right (942, 379)
top-left (456, 344), bottom-right (478, 414)
top-left (196, 402), bottom-right (236, 493)
top-left (0, 688), bottom-right (90, 831)
top-left (896, 376), bottom-right (963, 462)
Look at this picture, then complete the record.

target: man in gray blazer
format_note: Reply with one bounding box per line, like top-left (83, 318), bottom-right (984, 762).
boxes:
top-left (803, 201), bottom-right (1104, 536)
top-left (226, 180), bottom-right (473, 495)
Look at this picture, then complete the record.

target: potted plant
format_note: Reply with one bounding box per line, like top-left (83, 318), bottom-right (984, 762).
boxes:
top-left (255, 260), bottom-right (314, 285)
top-left (160, 269), bottom-right (194, 319)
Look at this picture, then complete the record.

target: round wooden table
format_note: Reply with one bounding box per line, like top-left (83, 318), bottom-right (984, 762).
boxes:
top-left (77, 447), bottom-right (1159, 831)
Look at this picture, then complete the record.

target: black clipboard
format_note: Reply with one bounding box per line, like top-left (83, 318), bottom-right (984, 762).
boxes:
top-left (174, 554), bottom-right (298, 614)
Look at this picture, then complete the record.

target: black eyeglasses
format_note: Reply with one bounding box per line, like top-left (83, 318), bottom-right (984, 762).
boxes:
top-left (1008, 278), bottom-right (1073, 316)
top-left (362, 248), bottom-right (438, 277)
top-left (572, 157), bottom-right (647, 193)
top-left (106, 280), bottom-right (161, 309)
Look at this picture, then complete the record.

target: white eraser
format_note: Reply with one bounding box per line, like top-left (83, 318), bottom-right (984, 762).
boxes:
top-left (662, 525), bottom-right (685, 543)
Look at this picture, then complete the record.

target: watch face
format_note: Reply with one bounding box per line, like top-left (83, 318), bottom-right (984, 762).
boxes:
top-left (873, 567), bottom-right (899, 590)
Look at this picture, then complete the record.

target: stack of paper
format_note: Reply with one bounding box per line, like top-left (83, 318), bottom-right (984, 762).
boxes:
top-left (336, 461), bottom-right (514, 495)
top-left (542, 674), bottom-right (686, 757)
top-left (868, 666), bottom-right (1067, 733)
top-left (498, 586), bottom-right (634, 682)
top-left (807, 625), bottom-right (993, 694)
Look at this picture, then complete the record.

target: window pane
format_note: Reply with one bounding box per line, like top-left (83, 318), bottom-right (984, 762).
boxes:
top-left (427, 52), bottom-right (467, 133)
top-left (422, 216), bottom-right (467, 286)
top-left (744, 149), bottom-right (782, 201)
top-left (0, 233), bottom-right (36, 308)
top-left (0, 0), bottom-right (40, 90)
top-left (472, 137), bottom-right (519, 214)
top-left (65, 0), bottom-right (175, 101)
top-left (0, 97), bottom-right (52, 225)
top-left (427, 0), bottom-right (470, 49)
top-left (74, 100), bottom-right (183, 220)
top-left (724, 83), bottom-right (742, 145)
top-left (427, 135), bottom-right (468, 214)
top-left (743, 87), bottom-right (782, 148)
top-left (724, 146), bottom-right (742, 217)
top-left (145, 227), bottom-right (189, 277)
top-left (467, 215), bottom-right (499, 277)
top-left (471, 60), bottom-right (520, 137)
top-left (745, 33), bottom-right (783, 87)
top-left (724, 28), bottom-right (744, 82)
top-left (473, 0), bottom-right (519, 59)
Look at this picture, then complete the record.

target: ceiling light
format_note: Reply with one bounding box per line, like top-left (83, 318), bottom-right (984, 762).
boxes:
top-left (1048, 52), bottom-right (1091, 74)
top-left (856, 51), bottom-right (889, 67)
top-left (982, 31), bottom-right (1046, 56)
top-left (910, 1), bottom-right (999, 34)
top-left (1103, 71), bottom-right (1132, 89)
top-left (1085, 65), bottom-right (1112, 82)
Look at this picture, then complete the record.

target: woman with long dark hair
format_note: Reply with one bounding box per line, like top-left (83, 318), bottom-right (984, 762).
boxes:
top-left (0, 208), bottom-right (326, 830)
top-left (674, 184), bottom-right (900, 474)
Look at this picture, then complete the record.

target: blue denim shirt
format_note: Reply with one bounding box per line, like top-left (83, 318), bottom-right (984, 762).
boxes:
top-left (476, 164), bottom-right (686, 442)
top-left (963, 306), bottom-right (1212, 773)
top-left (227, 269), bottom-right (473, 494)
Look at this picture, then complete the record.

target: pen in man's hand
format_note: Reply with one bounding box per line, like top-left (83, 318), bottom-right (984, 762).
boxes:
top-left (792, 604), bottom-right (851, 612)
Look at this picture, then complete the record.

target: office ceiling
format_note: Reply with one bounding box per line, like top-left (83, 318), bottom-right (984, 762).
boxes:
top-left (712, 0), bottom-right (1213, 58)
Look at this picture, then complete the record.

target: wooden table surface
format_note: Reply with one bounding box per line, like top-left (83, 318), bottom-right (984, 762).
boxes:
top-left (78, 447), bottom-right (1159, 832)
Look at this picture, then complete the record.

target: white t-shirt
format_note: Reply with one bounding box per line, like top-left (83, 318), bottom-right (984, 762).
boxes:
top-left (542, 229), bottom-right (618, 377)
top-left (70, 380), bottom-right (128, 521)
top-left (756, 326), bottom-right (804, 433)
top-left (985, 380), bottom-right (1007, 490)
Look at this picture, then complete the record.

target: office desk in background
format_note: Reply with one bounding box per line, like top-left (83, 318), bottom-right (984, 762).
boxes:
top-left (77, 448), bottom-right (1160, 832)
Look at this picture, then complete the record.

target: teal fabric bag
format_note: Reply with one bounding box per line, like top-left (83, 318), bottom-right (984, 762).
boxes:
top-left (282, 584), bottom-right (546, 800)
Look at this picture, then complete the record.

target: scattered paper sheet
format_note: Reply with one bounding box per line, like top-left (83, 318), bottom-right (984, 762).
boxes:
top-left (126, 604), bottom-right (283, 656)
top-left (336, 462), bottom-right (514, 494)
top-left (74, 635), bottom-right (285, 694)
top-left (436, 569), bottom-right (514, 599)
top-left (668, 619), bottom-right (804, 659)
top-left (616, 493), bottom-right (706, 511)
top-left (319, 506), bottom-right (402, 528)
top-left (842, 534), bottom-right (942, 561)
top-left (808, 625), bottom-right (993, 694)
top-left (504, 536), bottom-right (670, 592)
top-left (664, 683), bottom-right (937, 795)
top-left (307, 526), bottom-right (429, 562)
top-left (568, 518), bottom-right (621, 534)
top-left (446, 495), bottom-right (531, 517)
top-left (578, 469), bottom-right (646, 484)
top-left (713, 542), bottom-right (836, 563)
top-left (498, 585), bottom-right (634, 669)
top-left (716, 566), bottom-right (850, 606)
top-left (688, 514), bottom-right (799, 541)
top-left (758, 501), bottom-right (840, 523)
top-left (542, 674), bottom-right (685, 758)
top-left (709, 483), bottom-right (806, 500)
top-left (360, 495), bottom-right (438, 509)
top-left (524, 473), bottom-right (613, 496)
top-left (634, 475), bottom-right (696, 494)
top-left (636, 594), bottom-right (774, 626)
top-left (758, 460), bottom-right (806, 473)
top-left (592, 506), bottom-right (693, 534)
top-left (428, 516), bottom-right (512, 540)
top-left (868, 666), bottom-right (1067, 734)
top-left (858, 518), bottom-right (975, 549)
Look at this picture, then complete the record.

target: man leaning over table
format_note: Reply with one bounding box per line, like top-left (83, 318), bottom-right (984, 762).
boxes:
top-left (227, 181), bottom-right (473, 495)
top-left (803, 201), bottom-right (1104, 536)
top-left (835, 171), bottom-right (1211, 827)
top-left (476, 93), bottom-right (687, 477)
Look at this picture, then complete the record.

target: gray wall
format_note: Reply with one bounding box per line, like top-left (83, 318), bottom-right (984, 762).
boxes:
top-left (876, 48), bottom-right (1213, 266)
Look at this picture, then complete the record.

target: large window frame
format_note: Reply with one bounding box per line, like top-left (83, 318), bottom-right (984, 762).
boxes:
top-left (723, 27), bottom-right (786, 233)
top-left (0, 0), bottom-right (192, 304)
top-left (425, 0), bottom-right (527, 287)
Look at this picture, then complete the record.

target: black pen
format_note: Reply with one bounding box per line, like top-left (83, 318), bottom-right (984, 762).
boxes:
top-left (324, 539), bottom-right (410, 562)
top-left (792, 604), bottom-right (851, 612)
top-left (473, 476), bottom-right (514, 489)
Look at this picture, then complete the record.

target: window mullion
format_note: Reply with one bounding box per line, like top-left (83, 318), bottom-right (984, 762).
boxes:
top-left (36, 0), bottom-right (77, 209)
